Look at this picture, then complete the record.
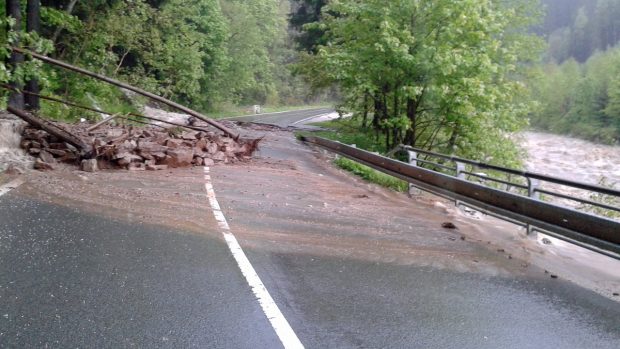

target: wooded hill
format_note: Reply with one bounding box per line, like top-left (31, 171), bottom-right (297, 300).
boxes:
top-left (1, 0), bottom-right (312, 121)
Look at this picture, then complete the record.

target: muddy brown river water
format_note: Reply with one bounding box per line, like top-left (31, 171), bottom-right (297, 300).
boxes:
top-left (520, 131), bottom-right (620, 187)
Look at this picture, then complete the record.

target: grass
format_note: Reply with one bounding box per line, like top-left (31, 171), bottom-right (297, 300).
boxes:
top-left (299, 117), bottom-right (408, 192)
top-left (304, 117), bottom-right (388, 153)
top-left (334, 157), bottom-right (408, 192)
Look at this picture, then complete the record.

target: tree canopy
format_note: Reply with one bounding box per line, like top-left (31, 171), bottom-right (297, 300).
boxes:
top-left (297, 0), bottom-right (543, 165)
top-left (2, 0), bottom-right (311, 118)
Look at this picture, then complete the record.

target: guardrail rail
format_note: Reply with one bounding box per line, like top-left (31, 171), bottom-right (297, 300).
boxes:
top-left (301, 136), bottom-right (620, 259)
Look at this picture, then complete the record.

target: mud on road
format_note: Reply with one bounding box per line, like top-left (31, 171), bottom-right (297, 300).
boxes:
top-left (3, 122), bottom-right (620, 348)
top-left (8, 123), bottom-right (619, 299)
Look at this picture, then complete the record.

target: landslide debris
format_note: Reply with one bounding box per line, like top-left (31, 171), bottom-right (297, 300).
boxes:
top-left (20, 122), bottom-right (259, 172)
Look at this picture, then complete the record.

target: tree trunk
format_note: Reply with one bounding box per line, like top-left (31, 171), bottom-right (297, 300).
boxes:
top-left (447, 123), bottom-right (460, 152)
top-left (404, 98), bottom-right (417, 146)
top-left (25, 0), bottom-right (41, 110)
top-left (51, 0), bottom-right (78, 43)
top-left (7, 106), bottom-right (93, 157)
top-left (5, 0), bottom-right (24, 109)
top-left (361, 93), bottom-right (369, 129)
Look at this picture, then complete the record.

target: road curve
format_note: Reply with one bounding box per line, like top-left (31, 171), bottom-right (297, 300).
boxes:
top-left (226, 108), bottom-right (334, 128)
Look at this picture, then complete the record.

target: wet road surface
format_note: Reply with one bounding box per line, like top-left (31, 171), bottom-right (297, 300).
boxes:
top-left (226, 108), bottom-right (334, 128)
top-left (1, 126), bottom-right (619, 348)
top-left (0, 193), bottom-right (281, 348)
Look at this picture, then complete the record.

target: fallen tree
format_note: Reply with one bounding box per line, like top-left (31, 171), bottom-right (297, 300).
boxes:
top-left (7, 106), bottom-right (92, 156)
top-left (12, 47), bottom-right (241, 140)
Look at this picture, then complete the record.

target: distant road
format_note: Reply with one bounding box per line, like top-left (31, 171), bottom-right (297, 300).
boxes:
top-left (226, 108), bottom-right (335, 128)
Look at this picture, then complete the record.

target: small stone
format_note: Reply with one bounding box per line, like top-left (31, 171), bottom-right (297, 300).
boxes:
top-left (203, 158), bottom-right (215, 166)
top-left (206, 142), bottom-right (218, 154)
top-left (39, 150), bottom-right (56, 164)
top-left (164, 148), bottom-right (193, 167)
top-left (613, 292), bottom-right (619, 297)
top-left (152, 152), bottom-right (167, 161)
top-left (550, 274), bottom-right (558, 279)
top-left (497, 249), bottom-right (505, 253)
top-left (33, 159), bottom-right (54, 171)
top-left (48, 143), bottom-right (67, 150)
top-left (212, 151), bottom-right (226, 162)
top-left (4, 164), bottom-right (24, 175)
top-left (105, 129), bottom-right (124, 138)
top-left (81, 159), bottom-right (98, 172)
top-left (146, 164), bottom-right (168, 171)
top-left (542, 238), bottom-right (552, 245)
top-left (193, 157), bottom-right (204, 166)
top-left (117, 154), bottom-right (143, 166)
top-left (46, 148), bottom-right (67, 157)
top-left (460, 236), bottom-right (466, 241)
top-left (181, 131), bottom-right (199, 140)
top-left (195, 138), bottom-right (207, 151)
top-left (20, 140), bottom-right (32, 149)
top-left (137, 141), bottom-right (167, 153)
top-left (128, 162), bottom-right (146, 171)
top-left (165, 139), bottom-right (183, 149)
top-left (441, 222), bottom-right (457, 229)
top-left (28, 147), bottom-right (41, 155)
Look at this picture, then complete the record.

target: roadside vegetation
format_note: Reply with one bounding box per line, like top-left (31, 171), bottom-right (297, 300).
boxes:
top-left (528, 0), bottom-right (620, 144)
top-left (300, 117), bottom-right (408, 190)
top-left (2, 0), bottom-right (620, 160)
top-left (0, 0), bottom-right (321, 121)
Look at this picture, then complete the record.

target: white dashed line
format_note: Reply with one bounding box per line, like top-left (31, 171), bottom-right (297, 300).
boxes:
top-left (0, 178), bottom-right (24, 197)
top-left (203, 167), bottom-right (304, 349)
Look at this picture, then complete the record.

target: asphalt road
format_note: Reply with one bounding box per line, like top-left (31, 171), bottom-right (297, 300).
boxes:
top-left (1, 120), bottom-right (619, 348)
top-left (227, 108), bottom-right (334, 128)
top-left (0, 193), bottom-right (282, 348)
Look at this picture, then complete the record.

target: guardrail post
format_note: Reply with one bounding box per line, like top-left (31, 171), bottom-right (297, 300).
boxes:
top-left (456, 162), bottom-right (466, 180)
top-left (455, 161), bottom-right (466, 208)
top-left (526, 177), bottom-right (540, 238)
top-left (407, 150), bottom-right (420, 197)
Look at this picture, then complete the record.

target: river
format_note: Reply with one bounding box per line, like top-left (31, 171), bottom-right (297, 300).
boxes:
top-left (517, 131), bottom-right (620, 213)
top-left (520, 131), bottom-right (620, 187)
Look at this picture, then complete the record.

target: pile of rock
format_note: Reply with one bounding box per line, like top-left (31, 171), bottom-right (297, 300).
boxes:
top-left (21, 128), bottom-right (80, 171)
top-left (20, 123), bottom-right (258, 172)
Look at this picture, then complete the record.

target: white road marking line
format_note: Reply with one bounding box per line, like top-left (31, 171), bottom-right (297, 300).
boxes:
top-left (0, 178), bottom-right (24, 197)
top-left (202, 167), bottom-right (304, 349)
top-left (289, 113), bottom-right (331, 126)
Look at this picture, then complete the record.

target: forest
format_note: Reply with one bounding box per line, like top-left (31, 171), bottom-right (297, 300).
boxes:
top-left (1, 0), bottom-right (313, 119)
top-left (529, 0), bottom-right (620, 144)
top-left (2, 0), bottom-right (620, 169)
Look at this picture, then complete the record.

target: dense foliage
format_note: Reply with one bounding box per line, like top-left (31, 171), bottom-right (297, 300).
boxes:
top-left (540, 0), bottom-right (620, 63)
top-left (297, 0), bottom-right (543, 166)
top-left (527, 0), bottom-right (620, 144)
top-left (2, 0), bottom-right (310, 119)
top-left (529, 46), bottom-right (620, 144)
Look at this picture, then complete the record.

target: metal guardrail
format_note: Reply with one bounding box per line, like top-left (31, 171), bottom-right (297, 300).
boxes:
top-left (400, 145), bottom-right (620, 210)
top-left (301, 136), bottom-right (620, 259)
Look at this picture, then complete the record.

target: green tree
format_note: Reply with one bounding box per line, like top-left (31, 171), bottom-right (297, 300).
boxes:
top-left (299, 0), bottom-right (543, 166)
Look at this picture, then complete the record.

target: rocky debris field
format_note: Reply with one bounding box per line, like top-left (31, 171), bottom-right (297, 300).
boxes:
top-left (19, 122), bottom-right (259, 172)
